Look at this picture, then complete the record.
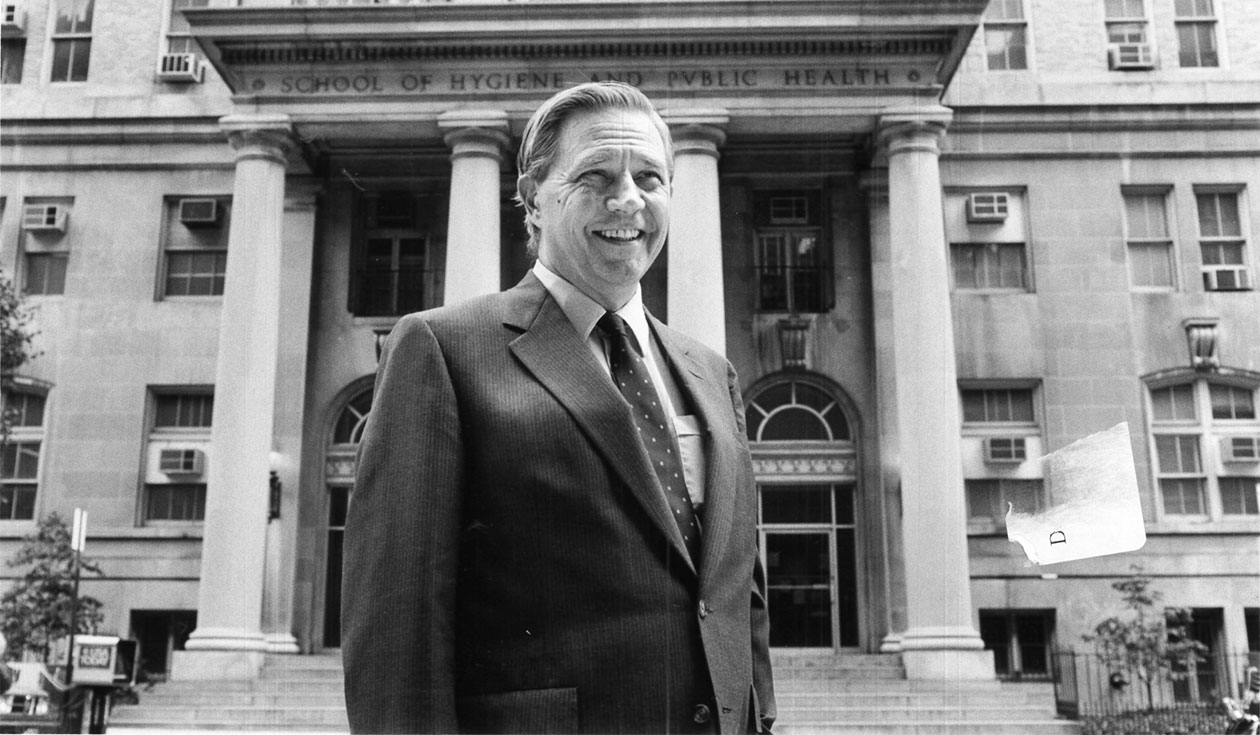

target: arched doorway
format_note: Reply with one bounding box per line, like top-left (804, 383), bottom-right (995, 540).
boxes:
top-left (746, 375), bottom-right (861, 651)
top-left (321, 383), bottom-right (373, 648)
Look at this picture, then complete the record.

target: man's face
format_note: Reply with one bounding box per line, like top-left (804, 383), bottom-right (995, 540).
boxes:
top-left (525, 108), bottom-right (672, 310)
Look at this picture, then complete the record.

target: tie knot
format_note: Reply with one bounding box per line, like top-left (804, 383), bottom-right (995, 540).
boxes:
top-left (599, 312), bottom-right (643, 357)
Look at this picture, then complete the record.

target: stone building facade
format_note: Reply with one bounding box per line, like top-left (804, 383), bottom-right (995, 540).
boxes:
top-left (1, 0), bottom-right (1257, 692)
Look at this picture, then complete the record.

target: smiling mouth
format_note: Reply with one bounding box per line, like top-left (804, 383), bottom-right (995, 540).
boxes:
top-left (594, 228), bottom-right (645, 243)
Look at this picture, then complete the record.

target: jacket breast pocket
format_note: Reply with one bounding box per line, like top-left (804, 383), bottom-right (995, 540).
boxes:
top-left (456, 687), bottom-right (579, 734)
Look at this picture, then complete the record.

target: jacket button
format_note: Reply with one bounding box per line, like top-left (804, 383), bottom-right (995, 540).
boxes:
top-left (692, 703), bottom-right (711, 724)
top-left (698, 600), bottom-right (709, 618)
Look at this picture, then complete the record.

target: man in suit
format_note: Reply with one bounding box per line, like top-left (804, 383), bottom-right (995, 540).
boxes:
top-left (342, 82), bottom-right (775, 734)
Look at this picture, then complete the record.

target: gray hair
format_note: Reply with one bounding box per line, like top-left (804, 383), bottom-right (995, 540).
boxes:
top-left (515, 82), bottom-right (673, 256)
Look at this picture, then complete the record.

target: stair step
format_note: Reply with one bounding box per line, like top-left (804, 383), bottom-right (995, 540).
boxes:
top-left (778, 705), bottom-right (1059, 721)
top-left (776, 722), bottom-right (1079, 735)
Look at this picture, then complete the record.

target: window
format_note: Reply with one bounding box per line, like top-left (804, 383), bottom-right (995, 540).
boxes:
top-left (351, 192), bottom-right (446, 317)
top-left (980, 610), bottom-right (1055, 681)
top-left (1105, 0), bottom-right (1149, 44)
top-left (21, 199), bottom-right (73, 296)
top-left (1, 387), bottom-right (47, 520)
top-left (144, 483), bottom-right (206, 521)
top-left (1124, 189), bottom-right (1175, 289)
top-left (1195, 190), bottom-right (1250, 291)
top-left (165, 0), bottom-right (208, 56)
top-left (144, 389), bottom-right (212, 523)
top-left (962, 387), bottom-right (1035, 424)
top-left (966, 479), bottom-right (1045, 527)
top-left (50, 0), bottom-right (93, 82)
top-left (947, 190), bottom-right (1030, 292)
top-left (1170, 609), bottom-right (1224, 704)
top-left (951, 243), bottom-right (1027, 289)
top-left (154, 393), bottom-right (214, 428)
top-left (753, 190), bottom-right (832, 313)
top-left (1, 38), bottom-right (25, 84)
top-left (1149, 378), bottom-right (1260, 520)
top-left (1175, 0), bottom-right (1219, 67)
top-left (1246, 608), bottom-right (1260, 652)
top-left (983, 0), bottom-right (1028, 70)
top-left (162, 197), bottom-right (230, 297)
top-left (23, 253), bottom-right (69, 295)
top-left (745, 378), bottom-right (850, 443)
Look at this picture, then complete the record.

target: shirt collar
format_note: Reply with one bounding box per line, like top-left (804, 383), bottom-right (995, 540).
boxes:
top-left (532, 261), bottom-right (652, 349)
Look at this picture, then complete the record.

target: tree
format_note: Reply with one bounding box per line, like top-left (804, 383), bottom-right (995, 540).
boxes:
top-left (0, 513), bottom-right (105, 665)
top-left (2, 269), bottom-right (42, 445)
top-left (1084, 567), bottom-right (1209, 709)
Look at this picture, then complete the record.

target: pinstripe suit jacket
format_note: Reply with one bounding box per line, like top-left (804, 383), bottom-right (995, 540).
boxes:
top-left (342, 272), bottom-right (775, 734)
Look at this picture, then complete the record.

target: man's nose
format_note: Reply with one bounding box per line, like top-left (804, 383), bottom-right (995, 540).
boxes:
top-left (606, 171), bottom-right (645, 214)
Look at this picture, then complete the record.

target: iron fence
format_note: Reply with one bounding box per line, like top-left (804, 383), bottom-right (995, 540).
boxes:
top-left (1052, 650), bottom-right (1259, 733)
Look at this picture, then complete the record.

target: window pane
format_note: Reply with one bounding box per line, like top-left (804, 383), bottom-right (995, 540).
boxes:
top-left (1178, 23), bottom-right (1218, 67)
top-left (146, 483), bottom-right (207, 521)
top-left (1129, 243), bottom-right (1174, 288)
top-left (1126, 194), bottom-right (1168, 238)
top-left (1161, 478), bottom-right (1206, 514)
top-left (761, 407), bottom-right (831, 441)
top-left (1107, 23), bottom-right (1148, 44)
top-left (967, 480), bottom-right (1002, 521)
top-left (1105, 0), bottom-right (1145, 18)
top-left (762, 485), bottom-right (832, 524)
top-left (986, 27), bottom-right (1027, 71)
top-left (1198, 193), bottom-right (1242, 237)
top-left (962, 388), bottom-right (1034, 422)
top-left (155, 394), bottom-right (213, 428)
top-left (2, 391), bottom-right (46, 427)
top-left (1156, 435), bottom-right (1201, 473)
top-left (1175, 0), bottom-right (1213, 15)
top-left (1151, 384), bottom-right (1196, 421)
top-left (1210, 385), bottom-right (1255, 419)
top-left (0, 485), bottom-right (38, 520)
top-left (1220, 478), bottom-right (1259, 515)
top-left (1, 39), bottom-right (25, 84)
top-left (988, 0), bottom-right (1024, 21)
top-left (1200, 241), bottom-right (1245, 266)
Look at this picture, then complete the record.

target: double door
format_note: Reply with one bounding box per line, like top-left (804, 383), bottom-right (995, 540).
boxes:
top-left (760, 483), bottom-right (859, 649)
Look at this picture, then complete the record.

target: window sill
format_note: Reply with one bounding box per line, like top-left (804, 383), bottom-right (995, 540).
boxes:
top-left (0, 524), bottom-right (204, 540)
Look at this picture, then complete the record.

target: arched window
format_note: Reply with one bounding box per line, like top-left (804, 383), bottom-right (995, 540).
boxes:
top-left (746, 378), bottom-right (850, 442)
top-left (332, 390), bottom-right (373, 445)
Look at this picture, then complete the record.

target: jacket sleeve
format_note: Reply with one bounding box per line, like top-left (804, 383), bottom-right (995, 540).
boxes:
top-left (727, 362), bottom-right (776, 732)
top-left (342, 315), bottom-right (464, 734)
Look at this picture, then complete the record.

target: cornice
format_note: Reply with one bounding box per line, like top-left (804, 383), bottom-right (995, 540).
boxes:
top-left (950, 103), bottom-right (1260, 133)
top-left (217, 37), bottom-right (956, 67)
top-left (0, 117), bottom-right (229, 146)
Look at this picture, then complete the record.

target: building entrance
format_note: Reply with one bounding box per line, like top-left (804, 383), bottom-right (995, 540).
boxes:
top-left (745, 375), bottom-right (861, 651)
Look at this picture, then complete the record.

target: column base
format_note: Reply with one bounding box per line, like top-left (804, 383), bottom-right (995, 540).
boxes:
top-left (902, 648), bottom-right (994, 680)
top-left (879, 633), bottom-right (904, 653)
top-left (170, 649), bottom-right (266, 680)
top-left (265, 633), bottom-right (301, 654)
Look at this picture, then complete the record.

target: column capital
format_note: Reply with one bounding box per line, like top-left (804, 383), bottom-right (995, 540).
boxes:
top-left (876, 105), bottom-right (953, 156)
top-left (220, 113), bottom-right (296, 167)
top-left (439, 110), bottom-right (511, 164)
top-left (662, 109), bottom-right (729, 159)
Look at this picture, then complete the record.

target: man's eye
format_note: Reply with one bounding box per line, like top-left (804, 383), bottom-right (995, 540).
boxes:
top-left (637, 172), bottom-right (665, 188)
top-left (580, 171), bottom-right (610, 184)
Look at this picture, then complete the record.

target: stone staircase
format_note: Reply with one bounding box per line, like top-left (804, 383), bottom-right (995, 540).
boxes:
top-left (772, 652), bottom-right (1081, 735)
top-left (111, 651), bottom-right (1081, 734)
top-left (110, 652), bottom-right (349, 732)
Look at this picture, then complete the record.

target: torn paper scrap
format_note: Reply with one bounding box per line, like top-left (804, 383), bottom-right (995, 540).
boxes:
top-left (1007, 422), bottom-right (1146, 565)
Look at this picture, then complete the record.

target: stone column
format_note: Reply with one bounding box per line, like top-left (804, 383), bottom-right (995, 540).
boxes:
top-left (261, 180), bottom-right (321, 655)
top-left (663, 111), bottom-right (729, 355)
top-left (175, 114), bottom-right (295, 680)
top-left (860, 167), bottom-right (908, 654)
top-left (439, 110), bottom-right (510, 304)
top-left (876, 107), bottom-right (992, 680)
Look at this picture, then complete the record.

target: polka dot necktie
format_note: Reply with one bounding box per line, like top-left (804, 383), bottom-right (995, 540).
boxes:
top-left (599, 312), bottom-right (702, 564)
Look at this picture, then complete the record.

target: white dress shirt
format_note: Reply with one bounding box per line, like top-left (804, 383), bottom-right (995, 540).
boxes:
top-left (532, 261), bottom-right (707, 507)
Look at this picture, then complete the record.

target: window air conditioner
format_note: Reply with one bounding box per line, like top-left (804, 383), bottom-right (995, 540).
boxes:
top-left (967, 192), bottom-right (1010, 223)
top-left (22, 204), bottom-right (68, 232)
top-left (177, 198), bottom-right (220, 227)
top-left (158, 448), bottom-right (205, 476)
top-left (983, 437), bottom-right (1027, 463)
top-left (1, 4), bottom-right (23, 36)
top-left (158, 53), bottom-right (204, 83)
top-left (1221, 436), bottom-right (1260, 463)
top-left (1202, 266), bottom-right (1251, 291)
top-left (1108, 43), bottom-right (1155, 70)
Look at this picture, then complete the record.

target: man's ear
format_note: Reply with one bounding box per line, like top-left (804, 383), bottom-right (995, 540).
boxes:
top-left (517, 175), bottom-right (541, 227)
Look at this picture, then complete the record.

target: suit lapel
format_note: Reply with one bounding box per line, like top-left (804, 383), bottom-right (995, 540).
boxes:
top-left (650, 315), bottom-right (738, 585)
top-left (506, 277), bottom-right (696, 571)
